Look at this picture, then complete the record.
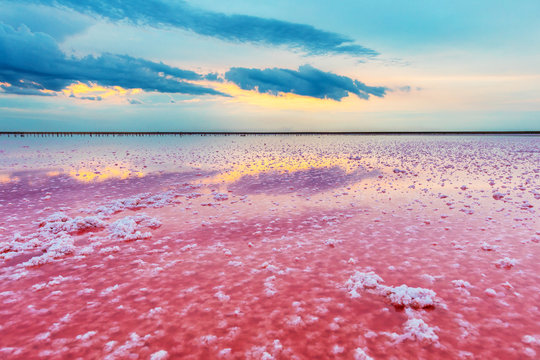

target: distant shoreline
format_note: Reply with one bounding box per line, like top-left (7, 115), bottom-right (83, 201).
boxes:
top-left (0, 131), bottom-right (538, 136)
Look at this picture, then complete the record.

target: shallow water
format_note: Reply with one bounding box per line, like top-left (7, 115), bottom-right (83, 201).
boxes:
top-left (0, 134), bottom-right (539, 359)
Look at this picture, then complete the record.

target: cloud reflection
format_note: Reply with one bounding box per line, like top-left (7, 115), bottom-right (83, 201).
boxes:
top-left (228, 165), bottom-right (377, 195)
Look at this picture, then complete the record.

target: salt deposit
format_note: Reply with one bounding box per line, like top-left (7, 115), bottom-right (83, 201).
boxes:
top-left (346, 271), bottom-right (439, 309)
top-left (0, 134), bottom-right (538, 359)
top-left (108, 214), bottom-right (161, 241)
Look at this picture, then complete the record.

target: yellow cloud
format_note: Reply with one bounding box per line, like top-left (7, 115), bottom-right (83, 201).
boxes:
top-left (62, 82), bottom-right (142, 100)
top-left (194, 80), bottom-right (368, 112)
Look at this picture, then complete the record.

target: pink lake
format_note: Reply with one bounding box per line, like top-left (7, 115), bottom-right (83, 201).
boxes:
top-left (0, 134), bottom-right (539, 359)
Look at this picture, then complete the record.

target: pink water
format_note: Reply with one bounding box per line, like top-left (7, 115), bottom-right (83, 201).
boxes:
top-left (0, 135), bottom-right (538, 359)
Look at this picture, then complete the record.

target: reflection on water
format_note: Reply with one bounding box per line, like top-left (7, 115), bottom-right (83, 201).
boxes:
top-left (206, 156), bottom-right (360, 185)
top-left (228, 166), bottom-right (377, 195)
top-left (0, 173), bottom-right (17, 184)
top-left (0, 134), bottom-right (539, 360)
top-left (69, 166), bottom-right (144, 182)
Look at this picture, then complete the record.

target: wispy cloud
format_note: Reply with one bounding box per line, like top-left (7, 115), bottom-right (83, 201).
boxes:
top-left (20, 0), bottom-right (377, 57)
top-left (0, 23), bottom-right (227, 97)
top-left (224, 65), bottom-right (387, 101)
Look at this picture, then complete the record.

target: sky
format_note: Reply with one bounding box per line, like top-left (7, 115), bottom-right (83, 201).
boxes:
top-left (0, 0), bottom-right (539, 131)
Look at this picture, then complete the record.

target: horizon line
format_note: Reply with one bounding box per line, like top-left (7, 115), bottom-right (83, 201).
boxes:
top-left (1, 131), bottom-right (539, 136)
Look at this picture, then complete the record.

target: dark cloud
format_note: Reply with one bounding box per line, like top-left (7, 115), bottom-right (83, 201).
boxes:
top-left (0, 22), bottom-right (227, 96)
top-left (204, 72), bottom-right (222, 82)
top-left (0, 83), bottom-right (56, 96)
top-left (224, 65), bottom-right (387, 101)
top-left (0, 3), bottom-right (92, 41)
top-left (20, 0), bottom-right (377, 57)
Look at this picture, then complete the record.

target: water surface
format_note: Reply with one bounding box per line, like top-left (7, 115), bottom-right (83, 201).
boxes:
top-left (0, 134), bottom-right (539, 359)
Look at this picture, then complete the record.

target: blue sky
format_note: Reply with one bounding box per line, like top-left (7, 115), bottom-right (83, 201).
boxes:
top-left (1, 0), bottom-right (539, 131)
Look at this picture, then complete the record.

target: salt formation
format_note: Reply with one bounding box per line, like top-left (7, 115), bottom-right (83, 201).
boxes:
top-left (492, 192), bottom-right (505, 200)
top-left (346, 270), bottom-right (441, 344)
top-left (108, 214), bottom-right (161, 241)
top-left (1, 212), bottom-right (106, 265)
top-left (90, 192), bottom-right (177, 218)
top-left (103, 333), bottom-right (152, 360)
top-left (494, 257), bottom-right (517, 269)
top-left (345, 271), bottom-right (438, 309)
top-left (75, 330), bottom-right (97, 342)
top-left (213, 193), bottom-right (229, 201)
top-left (481, 242), bottom-right (498, 251)
top-left (382, 285), bottom-right (437, 308)
top-left (32, 275), bottom-right (75, 291)
top-left (38, 212), bottom-right (106, 234)
top-left (21, 234), bottom-right (75, 267)
top-left (522, 335), bottom-right (540, 346)
top-left (345, 271), bottom-right (384, 297)
top-left (398, 317), bottom-right (440, 345)
top-left (150, 350), bottom-right (169, 360)
top-left (0, 207), bottom-right (161, 267)
top-left (451, 280), bottom-right (473, 289)
top-left (264, 276), bottom-right (278, 296)
top-left (353, 348), bottom-right (374, 360)
top-left (323, 238), bottom-right (342, 247)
